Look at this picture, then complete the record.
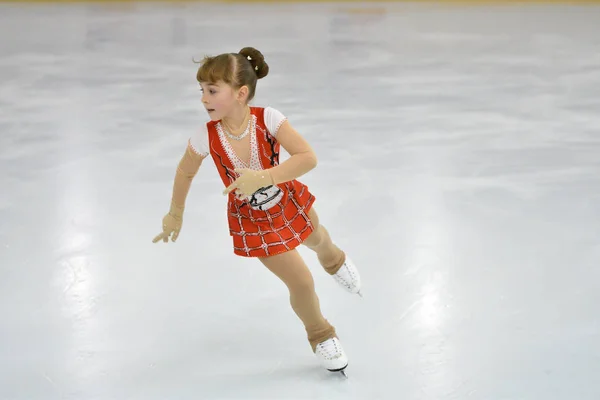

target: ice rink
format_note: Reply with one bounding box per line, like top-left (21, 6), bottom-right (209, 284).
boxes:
top-left (1, 1), bottom-right (600, 399)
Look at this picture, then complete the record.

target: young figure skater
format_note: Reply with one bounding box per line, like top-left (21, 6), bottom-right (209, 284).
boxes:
top-left (153, 47), bottom-right (361, 374)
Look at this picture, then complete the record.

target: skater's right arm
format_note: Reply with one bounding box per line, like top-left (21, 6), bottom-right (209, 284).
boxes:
top-left (153, 128), bottom-right (209, 243)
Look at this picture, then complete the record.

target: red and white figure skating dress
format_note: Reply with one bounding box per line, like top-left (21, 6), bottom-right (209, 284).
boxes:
top-left (189, 106), bottom-right (316, 258)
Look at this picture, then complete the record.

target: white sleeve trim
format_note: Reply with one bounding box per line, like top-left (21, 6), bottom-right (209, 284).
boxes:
top-left (264, 106), bottom-right (287, 137)
top-left (189, 124), bottom-right (210, 157)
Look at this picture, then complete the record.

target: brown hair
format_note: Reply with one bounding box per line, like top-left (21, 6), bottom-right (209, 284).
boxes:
top-left (196, 47), bottom-right (269, 103)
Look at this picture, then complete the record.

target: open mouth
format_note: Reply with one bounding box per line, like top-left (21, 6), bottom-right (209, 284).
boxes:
top-left (207, 108), bottom-right (215, 113)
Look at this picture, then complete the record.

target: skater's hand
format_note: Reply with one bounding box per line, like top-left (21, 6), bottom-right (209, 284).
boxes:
top-left (152, 202), bottom-right (184, 243)
top-left (223, 168), bottom-right (274, 198)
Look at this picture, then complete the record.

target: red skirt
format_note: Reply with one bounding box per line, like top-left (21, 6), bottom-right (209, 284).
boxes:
top-left (227, 179), bottom-right (316, 257)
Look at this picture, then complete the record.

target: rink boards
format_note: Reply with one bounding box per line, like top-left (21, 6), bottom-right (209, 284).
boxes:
top-left (2, 0), bottom-right (600, 4)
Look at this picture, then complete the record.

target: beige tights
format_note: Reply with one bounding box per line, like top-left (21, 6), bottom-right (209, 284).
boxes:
top-left (258, 207), bottom-right (346, 352)
top-left (259, 250), bottom-right (335, 351)
top-left (303, 207), bottom-right (346, 275)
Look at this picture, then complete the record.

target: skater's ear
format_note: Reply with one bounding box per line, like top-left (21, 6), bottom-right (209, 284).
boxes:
top-left (268, 120), bottom-right (317, 185)
top-left (236, 85), bottom-right (250, 104)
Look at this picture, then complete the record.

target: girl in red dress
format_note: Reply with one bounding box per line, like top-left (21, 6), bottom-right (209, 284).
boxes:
top-left (153, 47), bottom-right (361, 375)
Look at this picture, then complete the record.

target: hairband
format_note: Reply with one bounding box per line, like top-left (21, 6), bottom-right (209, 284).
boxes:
top-left (246, 55), bottom-right (258, 71)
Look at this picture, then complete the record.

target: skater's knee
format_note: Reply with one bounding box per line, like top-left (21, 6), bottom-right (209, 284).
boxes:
top-left (308, 207), bottom-right (320, 228)
top-left (304, 207), bottom-right (326, 248)
top-left (260, 250), bottom-right (316, 294)
top-left (304, 224), bottom-right (325, 248)
top-left (288, 272), bottom-right (316, 296)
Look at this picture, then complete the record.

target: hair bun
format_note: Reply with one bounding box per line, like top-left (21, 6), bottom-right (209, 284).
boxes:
top-left (239, 47), bottom-right (269, 79)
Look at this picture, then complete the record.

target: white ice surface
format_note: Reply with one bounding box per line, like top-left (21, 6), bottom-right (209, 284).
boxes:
top-left (1, 2), bottom-right (600, 399)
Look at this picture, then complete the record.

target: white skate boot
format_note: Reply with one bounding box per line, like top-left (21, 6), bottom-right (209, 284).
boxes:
top-left (332, 256), bottom-right (362, 296)
top-left (315, 337), bottom-right (348, 375)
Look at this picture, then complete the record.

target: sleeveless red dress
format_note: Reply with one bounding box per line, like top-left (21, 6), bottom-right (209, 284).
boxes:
top-left (206, 107), bottom-right (315, 257)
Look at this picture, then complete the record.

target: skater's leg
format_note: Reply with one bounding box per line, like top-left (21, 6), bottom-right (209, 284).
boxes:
top-left (259, 249), bottom-right (336, 351)
top-left (304, 207), bottom-right (362, 295)
top-left (303, 207), bottom-right (345, 275)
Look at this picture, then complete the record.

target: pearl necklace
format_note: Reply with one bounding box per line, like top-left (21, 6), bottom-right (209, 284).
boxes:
top-left (222, 118), bottom-right (251, 141)
top-left (222, 108), bottom-right (251, 141)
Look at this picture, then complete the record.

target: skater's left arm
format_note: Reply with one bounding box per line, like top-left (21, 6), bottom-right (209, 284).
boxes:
top-left (266, 120), bottom-right (318, 185)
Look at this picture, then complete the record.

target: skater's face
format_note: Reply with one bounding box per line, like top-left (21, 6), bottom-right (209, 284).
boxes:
top-left (199, 81), bottom-right (247, 121)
